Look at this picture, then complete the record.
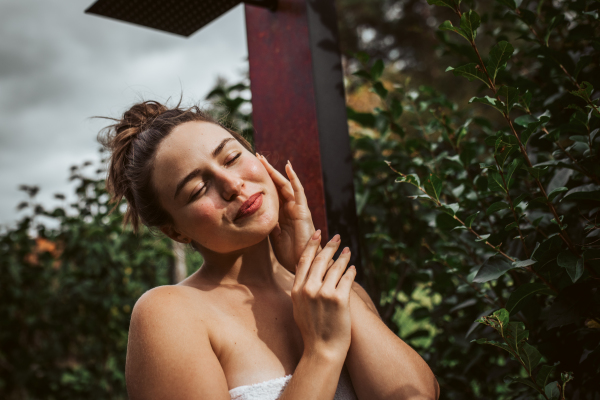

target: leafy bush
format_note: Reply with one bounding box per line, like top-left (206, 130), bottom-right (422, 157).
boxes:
top-left (347, 0), bottom-right (600, 398)
top-left (0, 164), bottom-right (180, 399)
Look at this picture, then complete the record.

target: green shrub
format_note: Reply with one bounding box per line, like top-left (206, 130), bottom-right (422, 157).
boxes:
top-left (348, 0), bottom-right (599, 398)
top-left (0, 164), bottom-right (175, 399)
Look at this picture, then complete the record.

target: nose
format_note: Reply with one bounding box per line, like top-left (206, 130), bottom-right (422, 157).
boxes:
top-left (216, 169), bottom-right (243, 201)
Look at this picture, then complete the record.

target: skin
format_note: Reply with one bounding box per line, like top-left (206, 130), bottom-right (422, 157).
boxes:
top-left (125, 121), bottom-right (439, 399)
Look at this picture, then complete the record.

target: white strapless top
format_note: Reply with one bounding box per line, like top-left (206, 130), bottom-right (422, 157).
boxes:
top-left (229, 368), bottom-right (357, 400)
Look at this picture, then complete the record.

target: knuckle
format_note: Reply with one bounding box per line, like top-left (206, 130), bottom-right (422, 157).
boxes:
top-left (302, 285), bottom-right (318, 299)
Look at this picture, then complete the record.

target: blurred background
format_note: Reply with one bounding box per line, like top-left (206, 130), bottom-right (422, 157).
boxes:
top-left (2, 0), bottom-right (599, 398)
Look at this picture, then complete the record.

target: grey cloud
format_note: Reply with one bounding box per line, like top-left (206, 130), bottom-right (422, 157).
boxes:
top-left (0, 0), bottom-right (248, 227)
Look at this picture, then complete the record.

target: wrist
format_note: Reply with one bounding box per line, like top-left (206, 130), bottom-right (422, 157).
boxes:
top-left (302, 345), bottom-right (347, 367)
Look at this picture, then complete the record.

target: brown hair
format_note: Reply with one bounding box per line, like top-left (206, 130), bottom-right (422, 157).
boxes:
top-left (99, 100), bottom-right (253, 233)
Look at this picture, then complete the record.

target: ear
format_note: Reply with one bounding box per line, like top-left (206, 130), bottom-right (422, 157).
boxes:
top-left (160, 225), bottom-right (192, 244)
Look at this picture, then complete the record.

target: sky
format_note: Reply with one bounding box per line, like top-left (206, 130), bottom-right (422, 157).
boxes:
top-left (0, 0), bottom-right (248, 228)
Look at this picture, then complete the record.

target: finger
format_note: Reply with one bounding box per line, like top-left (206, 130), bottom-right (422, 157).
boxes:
top-left (293, 229), bottom-right (322, 287)
top-left (285, 161), bottom-right (308, 207)
top-left (322, 247), bottom-right (351, 291)
top-left (306, 234), bottom-right (342, 285)
top-left (335, 265), bottom-right (357, 298)
top-left (257, 154), bottom-right (295, 202)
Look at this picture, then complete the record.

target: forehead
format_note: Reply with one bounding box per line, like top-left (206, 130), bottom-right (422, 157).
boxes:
top-left (153, 121), bottom-right (234, 186)
top-left (156, 121), bottom-right (232, 164)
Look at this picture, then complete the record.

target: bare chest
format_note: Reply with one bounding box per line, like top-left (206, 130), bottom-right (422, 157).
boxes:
top-left (201, 286), bottom-right (304, 390)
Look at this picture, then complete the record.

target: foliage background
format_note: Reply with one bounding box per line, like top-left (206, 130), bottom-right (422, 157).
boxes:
top-left (1, 0), bottom-right (599, 399)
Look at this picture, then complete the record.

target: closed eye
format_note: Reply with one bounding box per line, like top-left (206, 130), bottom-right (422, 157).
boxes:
top-left (226, 153), bottom-right (241, 165)
top-left (188, 184), bottom-right (207, 203)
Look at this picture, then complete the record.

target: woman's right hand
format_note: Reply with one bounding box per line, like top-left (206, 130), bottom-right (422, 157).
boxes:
top-left (291, 230), bottom-right (356, 362)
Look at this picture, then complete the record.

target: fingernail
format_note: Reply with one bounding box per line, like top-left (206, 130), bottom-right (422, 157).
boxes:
top-left (342, 247), bottom-right (350, 254)
top-left (350, 265), bottom-right (356, 271)
top-left (312, 229), bottom-right (321, 240)
top-left (331, 234), bottom-right (340, 242)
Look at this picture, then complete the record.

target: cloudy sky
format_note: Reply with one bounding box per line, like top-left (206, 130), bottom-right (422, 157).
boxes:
top-left (0, 0), bottom-right (247, 227)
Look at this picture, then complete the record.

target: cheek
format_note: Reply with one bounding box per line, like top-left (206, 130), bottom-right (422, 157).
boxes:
top-left (242, 157), bottom-right (265, 180)
top-left (184, 201), bottom-right (218, 228)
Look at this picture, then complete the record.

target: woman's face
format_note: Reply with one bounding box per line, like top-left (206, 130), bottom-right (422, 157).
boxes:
top-left (153, 121), bottom-right (279, 253)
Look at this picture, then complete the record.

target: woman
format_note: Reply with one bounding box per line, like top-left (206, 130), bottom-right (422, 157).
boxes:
top-left (101, 100), bottom-right (439, 400)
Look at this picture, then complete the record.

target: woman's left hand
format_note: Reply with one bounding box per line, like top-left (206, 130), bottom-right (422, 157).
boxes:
top-left (257, 154), bottom-right (316, 272)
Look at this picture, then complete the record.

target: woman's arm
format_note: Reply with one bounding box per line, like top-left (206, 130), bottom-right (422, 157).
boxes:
top-left (346, 285), bottom-right (440, 400)
top-left (259, 157), bottom-right (439, 399)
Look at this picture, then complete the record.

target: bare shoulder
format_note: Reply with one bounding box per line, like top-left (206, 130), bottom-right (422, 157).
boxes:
top-left (351, 282), bottom-right (380, 316)
top-left (132, 284), bottom-right (203, 322)
top-left (127, 285), bottom-right (229, 400)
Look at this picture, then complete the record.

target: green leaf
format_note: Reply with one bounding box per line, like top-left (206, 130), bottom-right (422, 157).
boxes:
top-left (473, 255), bottom-right (514, 283)
top-left (396, 173), bottom-right (421, 187)
top-left (446, 64), bottom-right (490, 87)
top-left (486, 41), bottom-right (514, 83)
top-left (460, 10), bottom-right (480, 42)
top-left (505, 158), bottom-right (522, 188)
top-left (506, 283), bottom-right (554, 314)
top-left (506, 321), bottom-right (529, 349)
top-left (497, 86), bottom-right (519, 114)
top-left (469, 96), bottom-right (504, 114)
top-left (548, 187), bottom-right (568, 201)
top-left (493, 308), bottom-right (510, 328)
top-left (557, 251), bottom-right (584, 282)
top-left (424, 174), bottom-right (443, 201)
top-left (570, 81), bottom-right (594, 103)
top-left (441, 203), bottom-right (460, 216)
top-left (496, 0), bottom-right (516, 9)
top-left (521, 90), bottom-right (533, 110)
top-left (473, 338), bottom-right (512, 353)
top-left (372, 82), bottom-right (388, 99)
top-left (475, 234), bottom-right (490, 242)
top-left (426, 0), bottom-right (459, 10)
top-left (353, 70), bottom-right (372, 80)
top-left (545, 381), bottom-right (561, 400)
top-left (520, 115), bottom-right (550, 146)
top-left (562, 184), bottom-right (600, 202)
top-left (523, 166), bottom-right (549, 179)
top-left (513, 259), bottom-right (536, 268)
top-left (465, 211), bottom-right (479, 228)
top-left (544, 15), bottom-right (564, 46)
top-left (486, 201), bottom-right (510, 215)
top-left (513, 193), bottom-right (528, 207)
top-left (370, 60), bottom-right (385, 81)
top-left (347, 107), bottom-right (376, 127)
top-left (505, 376), bottom-right (541, 391)
top-left (505, 221), bottom-right (519, 231)
top-left (520, 342), bottom-right (542, 371)
top-left (488, 171), bottom-right (507, 193)
top-left (514, 114), bottom-right (537, 127)
top-left (390, 98), bottom-right (403, 119)
top-left (536, 365), bottom-right (555, 388)
top-left (439, 20), bottom-right (470, 42)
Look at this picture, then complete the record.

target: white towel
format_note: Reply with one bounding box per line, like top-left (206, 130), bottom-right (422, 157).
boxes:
top-left (229, 368), bottom-right (357, 400)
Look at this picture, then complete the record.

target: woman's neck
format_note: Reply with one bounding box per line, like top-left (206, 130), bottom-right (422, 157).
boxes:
top-left (194, 237), bottom-right (283, 287)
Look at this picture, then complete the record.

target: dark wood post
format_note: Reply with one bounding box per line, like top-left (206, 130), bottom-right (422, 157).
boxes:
top-left (246, 0), bottom-right (361, 271)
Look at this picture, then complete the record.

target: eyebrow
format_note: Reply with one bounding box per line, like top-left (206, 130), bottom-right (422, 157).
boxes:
top-left (173, 137), bottom-right (236, 199)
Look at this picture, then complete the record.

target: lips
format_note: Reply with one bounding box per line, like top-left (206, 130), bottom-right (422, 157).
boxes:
top-left (234, 192), bottom-right (263, 221)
